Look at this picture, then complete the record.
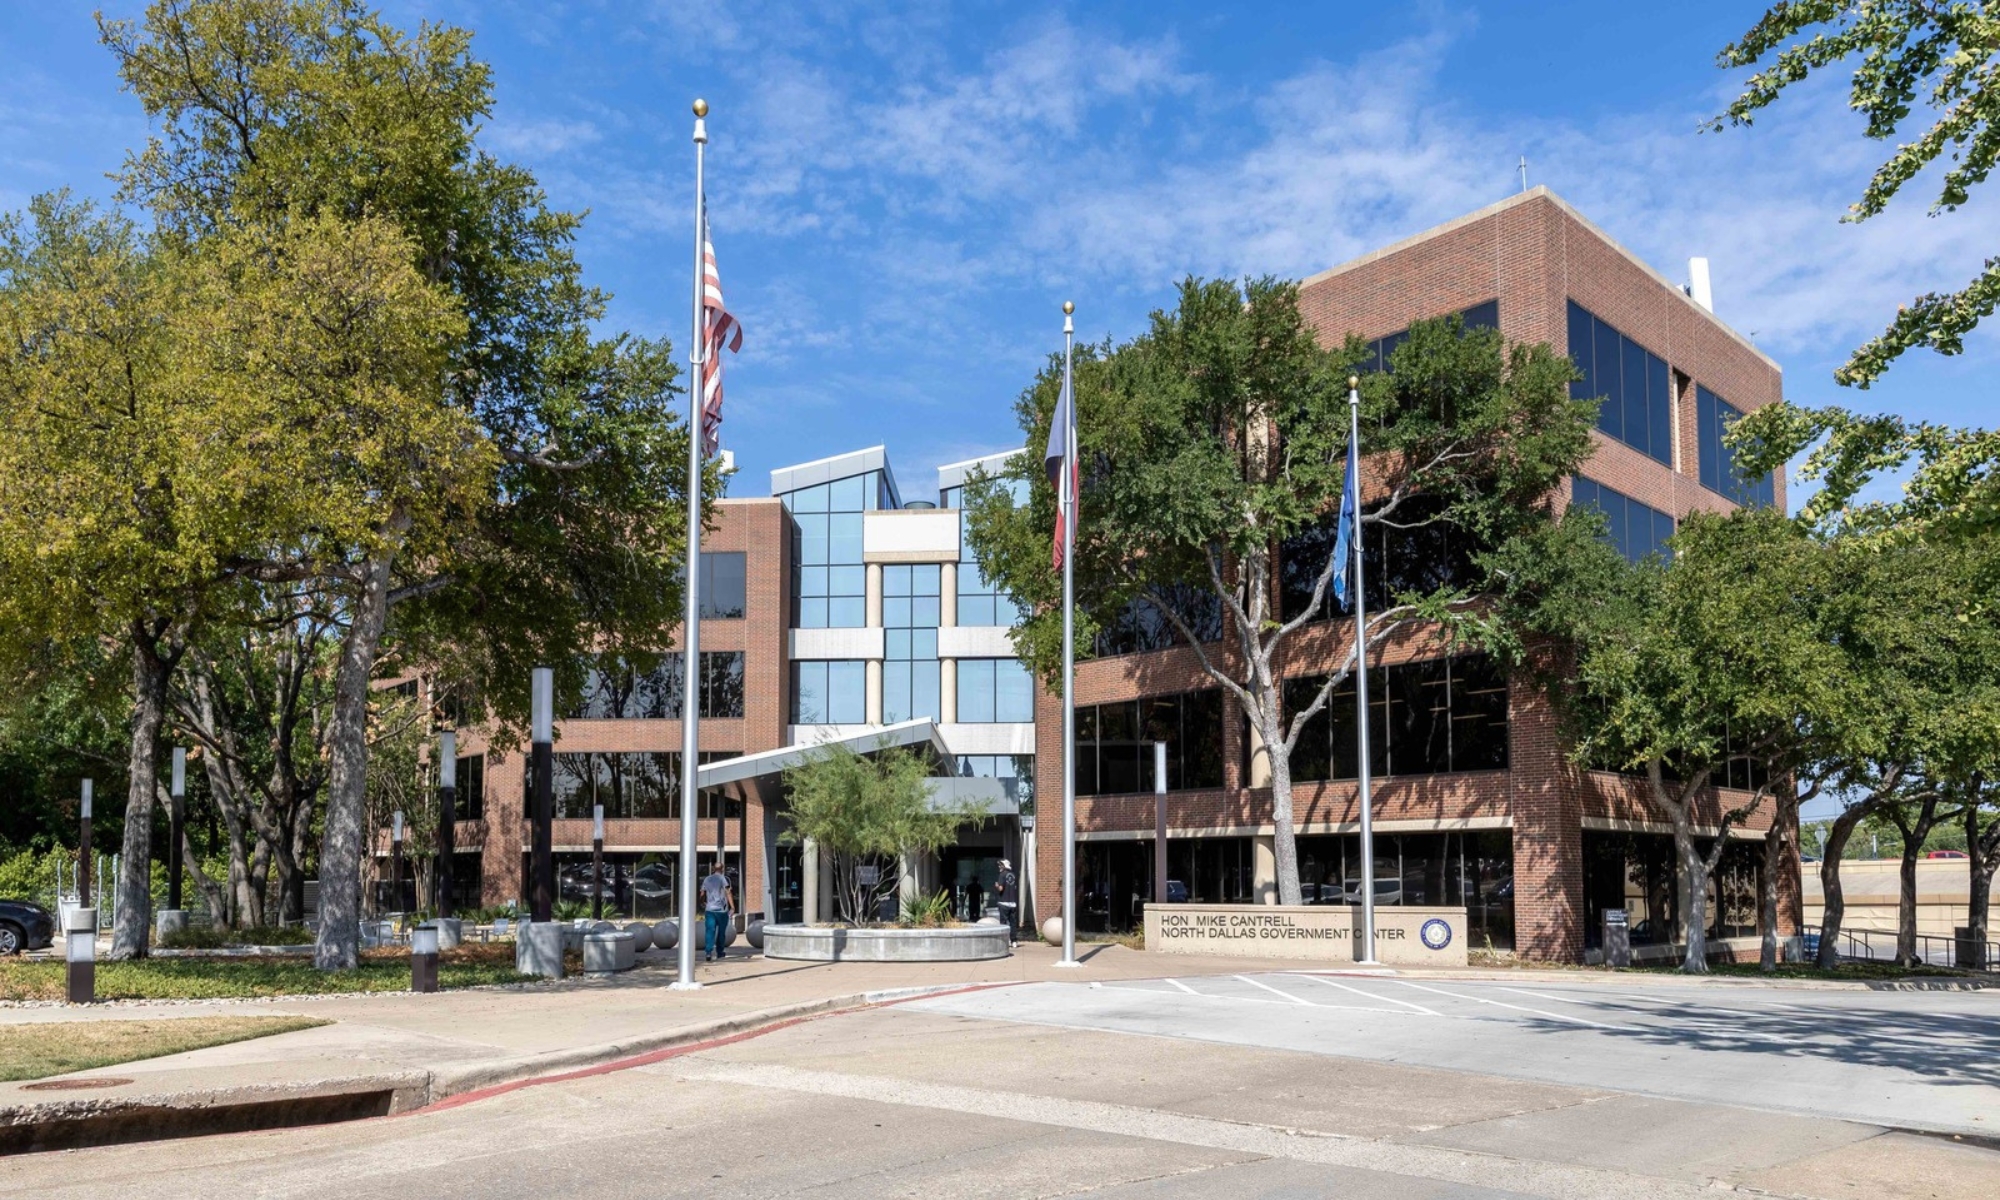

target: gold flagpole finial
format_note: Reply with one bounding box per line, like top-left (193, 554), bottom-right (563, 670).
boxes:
top-left (1062, 300), bottom-right (1074, 315)
top-left (1348, 375), bottom-right (1360, 389)
top-left (693, 98), bottom-right (709, 117)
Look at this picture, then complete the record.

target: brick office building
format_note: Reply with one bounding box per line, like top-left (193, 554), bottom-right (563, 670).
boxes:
top-left (1033, 187), bottom-right (1799, 963)
top-left (424, 187), bottom-right (1795, 963)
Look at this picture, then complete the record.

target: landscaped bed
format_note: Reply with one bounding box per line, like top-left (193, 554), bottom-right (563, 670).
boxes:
top-left (0, 1016), bottom-right (328, 1081)
top-left (0, 944), bottom-right (542, 1002)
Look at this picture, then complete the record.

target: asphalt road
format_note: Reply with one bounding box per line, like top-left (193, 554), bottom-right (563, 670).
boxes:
top-left (909, 971), bottom-right (2000, 1137)
top-left (0, 975), bottom-right (1993, 1199)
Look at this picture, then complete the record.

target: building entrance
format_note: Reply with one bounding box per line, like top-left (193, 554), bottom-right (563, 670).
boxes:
top-left (941, 849), bottom-right (1001, 922)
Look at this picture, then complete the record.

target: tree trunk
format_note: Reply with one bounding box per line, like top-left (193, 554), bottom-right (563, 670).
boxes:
top-left (314, 550), bottom-right (397, 970)
top-left (1815, 802), bottom-right (1877, 969)
top-left (1965, 798), bottom-right (1995, 965)
top-left (182, 827), bottom-right (229, 928)
top-left (1265, 710), bottom-right (1302, 906)
top-left (1892, 795), bottom-right (1942, 967)
top-left (1759, 788), bottom-right (1798, 972)
top-left (1671, 812), bottom-right (1709, 974)
top-left (110, 633), bottom-right (173, 959)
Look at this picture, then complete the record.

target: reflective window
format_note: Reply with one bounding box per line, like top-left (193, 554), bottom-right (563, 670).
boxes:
top-left (1091, 585), bottom-right (1225, 656)
top-left (1073, 689), bottom-right (1224, 795)
top-left (1350, 300), bottom-right (1499, 374)
top-left (956, 658), bottom-right (1035, 723)
top-left (570, 652), bottom-right (745, 720)
top-left (698, 552), bottom-right (747, 619)
top-left (882, 564), bottom-right (942, 724)
top-left (944, 482), bottom-right (1029, 627)
top-left (782, 470), bottom-right (880, 629)
top-left (1570, 476), bottom-right (1674, 564)
top-left (454, 754), bottom-right (484, 822)
top-left (1695, 386), bottom-right (1776, 508)
top-left (1567, 300), bottom-right (1673, 465)
top-left (1296, 830), bottom-right (1515, 950)
top-left (1279, 653), bottom-right (1509, 782)
top-left (790, 660), bottom-right (867, 724)
top-left (955, 754), bottom-right (1036, 813)
top-left (1279, 493), bottom-right (1480, 622)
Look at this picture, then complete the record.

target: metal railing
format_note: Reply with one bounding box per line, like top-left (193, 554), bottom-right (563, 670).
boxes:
top-left (1818, 925), bottom-right (1999, 971)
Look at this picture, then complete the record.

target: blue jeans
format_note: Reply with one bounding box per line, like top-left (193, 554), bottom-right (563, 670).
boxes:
top-left (705, 910), bottom-right (731, 959)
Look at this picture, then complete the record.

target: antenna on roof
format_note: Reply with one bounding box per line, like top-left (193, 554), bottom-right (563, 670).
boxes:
top-left (1518, 156), bottom-right (1528, 193)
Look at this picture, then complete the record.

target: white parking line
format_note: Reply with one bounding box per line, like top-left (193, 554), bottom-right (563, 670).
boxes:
top-left (1291, 973), bottom-right (1440, 1016)
top-left (1164, 978), bottom-right (1200, 996)
top-left (1234, 974), bottom-right (1313, 1006)
top-left (1386, 980), bottom-right (1626, 1029)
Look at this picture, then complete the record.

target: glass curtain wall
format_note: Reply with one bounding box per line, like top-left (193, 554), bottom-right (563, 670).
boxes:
top-left (1079, 837), bottom-right (1254, 933)
top-left (882, 564), bottom-right (942, 723)
top-left (942, 481), bottom-right (1027, 626)
top-left (1581, 830), bottom-right (1762, 948)
top-left (1294, 831), bottom-right (1515, 950)
top-left (783, 471), bottom-right (880, 629)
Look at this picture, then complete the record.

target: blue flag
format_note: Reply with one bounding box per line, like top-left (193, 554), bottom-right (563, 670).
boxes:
top-left (1330, 433), bottom-right (1359, 608)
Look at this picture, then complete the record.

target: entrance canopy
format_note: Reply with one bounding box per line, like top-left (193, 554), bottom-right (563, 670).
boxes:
top-left (696, 718), bottom-right (1015, 816)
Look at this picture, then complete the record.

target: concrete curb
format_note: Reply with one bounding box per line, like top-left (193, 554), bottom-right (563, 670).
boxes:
top-left (1306, 965), bottom-right (2000, 992)
top-left (0, 981), bottom-right (1009, 1155)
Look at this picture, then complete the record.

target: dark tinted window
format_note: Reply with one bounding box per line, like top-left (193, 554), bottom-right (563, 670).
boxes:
top-left (1073, 688), bottom-right (1224, 795)
top-left (1568, 300), bottom-right (1672, 465)
top-left (699, 552), bottom-right (746, 619)
top-left (454, 754), bottom-right (484, 821)
top-left (1092, 584), bottom-right (1225, 656)
top-left (1352, 300), bottom-right (1499, 375)
top-left (570, 652), bottom-right (745, 720)
top-left (1571, 477), bottom-right (1673, 564)
top-left (1695, 386), bottom-right (1776, 508)
top-left (1280, 493), bottom-right (1479, 622)
top-left (1281, 654), bottom-right (1509, 781)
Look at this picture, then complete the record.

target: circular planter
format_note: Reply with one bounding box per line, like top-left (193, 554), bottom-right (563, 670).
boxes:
top-left (761, 924), bottom-right (1011, 963)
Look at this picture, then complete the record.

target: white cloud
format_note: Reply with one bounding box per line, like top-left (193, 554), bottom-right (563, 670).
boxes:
top-left (484, 116), bottom-right (603, 157)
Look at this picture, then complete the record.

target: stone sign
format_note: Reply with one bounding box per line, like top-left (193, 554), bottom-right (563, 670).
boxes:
top-left (1142, 903), bottom-right (1469, 967)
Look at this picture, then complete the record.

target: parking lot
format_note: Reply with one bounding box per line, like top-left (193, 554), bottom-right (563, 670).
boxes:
top-left (908, 970), bottom-right (2000, 1138)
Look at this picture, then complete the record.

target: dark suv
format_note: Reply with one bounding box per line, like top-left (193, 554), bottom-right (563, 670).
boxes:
top-left (0, 899), bottom-right (55, 955)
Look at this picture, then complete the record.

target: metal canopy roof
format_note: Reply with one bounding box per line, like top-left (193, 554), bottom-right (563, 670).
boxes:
top-left (694, 719), bottom-right (1014, 816)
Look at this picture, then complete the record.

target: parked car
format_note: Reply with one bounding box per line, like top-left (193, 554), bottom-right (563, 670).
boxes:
top-left (1165, 880), bottom-right (1189, 904)
top-left (0, 899), bottom-right (55, 955)
top-left (1343, 879), bottom-right (1403, 905)
top-left (1925, 850), bottom-right (1969, 860)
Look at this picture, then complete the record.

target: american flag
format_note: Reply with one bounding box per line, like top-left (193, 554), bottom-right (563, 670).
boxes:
top-left (1043, 351), bottom-right (1078, 569)
top-left (699, 208), bottom-right (743, 458)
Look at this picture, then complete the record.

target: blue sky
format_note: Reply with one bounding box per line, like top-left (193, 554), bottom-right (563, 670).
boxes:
top-left (4, 1), bottom-right (1995, 505)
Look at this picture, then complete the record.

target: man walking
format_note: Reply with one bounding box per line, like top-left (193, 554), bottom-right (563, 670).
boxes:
top-left (702, 860), bottom-right (735, 962)
top-left (991, 857), bottom-right (1019, 947)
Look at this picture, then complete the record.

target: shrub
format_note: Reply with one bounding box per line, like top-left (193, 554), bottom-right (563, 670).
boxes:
top-left (899, 889), bottom-right (954, 928)
top-left (160, 925), bottom-right (226, 949)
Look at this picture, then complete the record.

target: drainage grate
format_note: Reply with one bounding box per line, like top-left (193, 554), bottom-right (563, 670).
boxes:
top-left (21, 1078), bottom-right (133, 1091)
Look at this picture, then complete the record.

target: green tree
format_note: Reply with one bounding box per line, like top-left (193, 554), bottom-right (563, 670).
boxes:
top-left (964, 278), bottom-right (1594, 906)
top-left (1711, 2), bottom-right (2000, 387)
top-left (101, 1), bottom-right (708, 968)
top-left (781, 744), bottom-right (988, 926)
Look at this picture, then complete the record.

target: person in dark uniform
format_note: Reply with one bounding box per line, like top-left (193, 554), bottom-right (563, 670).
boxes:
top-left (991, 858), bottom-right (1020, 946)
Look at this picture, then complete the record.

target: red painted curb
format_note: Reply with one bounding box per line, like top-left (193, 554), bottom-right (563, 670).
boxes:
top-left (408, 981), bottom-right (1015, 1118)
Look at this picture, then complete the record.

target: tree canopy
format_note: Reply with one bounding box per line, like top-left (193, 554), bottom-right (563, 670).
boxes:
top-left (1711, 2), bottom-right (2000, 387)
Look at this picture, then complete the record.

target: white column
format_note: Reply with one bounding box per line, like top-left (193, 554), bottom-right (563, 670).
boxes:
top-left (802, 837), bottom-right (821, 925)
top-left (1253, 835), bottom-right (1278, 905)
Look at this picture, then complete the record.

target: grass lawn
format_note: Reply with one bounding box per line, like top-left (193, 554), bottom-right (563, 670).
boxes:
top-left (0, 944), bottom-right (542, 1002)
top-left (0, 1015), bottom-right (327, 1081)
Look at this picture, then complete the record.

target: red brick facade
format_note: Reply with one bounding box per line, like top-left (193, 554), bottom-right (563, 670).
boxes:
top-left (1033, 189), bottom-right (1799, 962)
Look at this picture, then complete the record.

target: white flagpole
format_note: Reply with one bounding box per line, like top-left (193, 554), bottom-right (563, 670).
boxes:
top-left (673, 98), bottom-right (709, 992)
top-left (1058, 300), bottom-right (1080, 969)
top-left (1349, 375), bottom-right (1379, 966)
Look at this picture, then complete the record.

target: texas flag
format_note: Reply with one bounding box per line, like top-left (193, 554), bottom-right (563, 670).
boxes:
top-left (1043, 353), bottom-right (1078, 569)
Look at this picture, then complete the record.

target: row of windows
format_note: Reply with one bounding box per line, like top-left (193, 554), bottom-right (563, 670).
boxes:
top-left (523, 751), bottom-right (737, 820)
top-left (1074, 689), bottom-right (1226, 795)
top-left (792, 660), bottom-right (866, 725)
top-left (1091, 585), bottom-right (1226, 656)
top-left (956, 658), bottom-right (1035, 723)
top-left (790, 658), bottom-right (1035, 725)
top-left (1568, 300), bottom-right (1674, 466)
top-left (1271, 653), bottom-right (1509, 783)
top-left (1350, 300), bottom-right (1499, 375)
top-left (942, 482), bottom-right (1028, 627)
top-left (956, 753), bottom-right (1036, 812)
top-left (1695, 386), bottom-right (1776, 509)
top-left (1570, 476), bottom-right (1674, 565)
top-left (1278, 493), bottom-right (1480, 623)
top-left (784, 471), bottom-right (883, 630)
top-left (569, 652), bottom-right (746, 720)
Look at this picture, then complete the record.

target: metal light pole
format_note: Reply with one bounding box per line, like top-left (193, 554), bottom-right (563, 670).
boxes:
top-left (530, 667), bottom-right (555, 922)
top-left (1153, 742), bottom-right (1168, 905)
top-left (1058, 300), bottom-right (1080, 968)
top-left (673, 97), bottom-right (710, 992)
top-left (391, 810), bottom-right (405, 917)
top-left (1349, 375), bottom-right (1380, 966)
top-left (592, 803), bottom-right (605, 922)
top-left (168, 749), bottom-right (185, 912)
top-left (78, 780), bottom-right (93, 910)
top-left (437, 729), bottom-right (457, 920)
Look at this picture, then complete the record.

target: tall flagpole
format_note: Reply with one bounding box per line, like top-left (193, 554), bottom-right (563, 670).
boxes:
top-left (673, 98), bottom-right (710, 992)
top-left (1058, 301), bottom-right (1080, 969)
top-left (1349, 375), bottom-right (1379, 967)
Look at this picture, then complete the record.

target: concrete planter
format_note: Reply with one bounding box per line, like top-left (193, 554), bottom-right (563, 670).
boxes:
top-left (583, 931), bottom-right (637, 975)
top-left (761, 924), bottom-right (1010, 963)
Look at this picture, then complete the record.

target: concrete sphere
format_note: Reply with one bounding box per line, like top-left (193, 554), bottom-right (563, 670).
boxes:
top-left (622, 922), bottom-right (653, 951)
top-left (651, 920), bottom-right (678, 951)
top-left (588, 920), bottom-right (615, 934)
top-left (1040, 916), bottom-right (1064, 946)
top-left (745, 919), bottom-right (765, 950)
top-left (974, 916), bottom-right (1001, 926)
